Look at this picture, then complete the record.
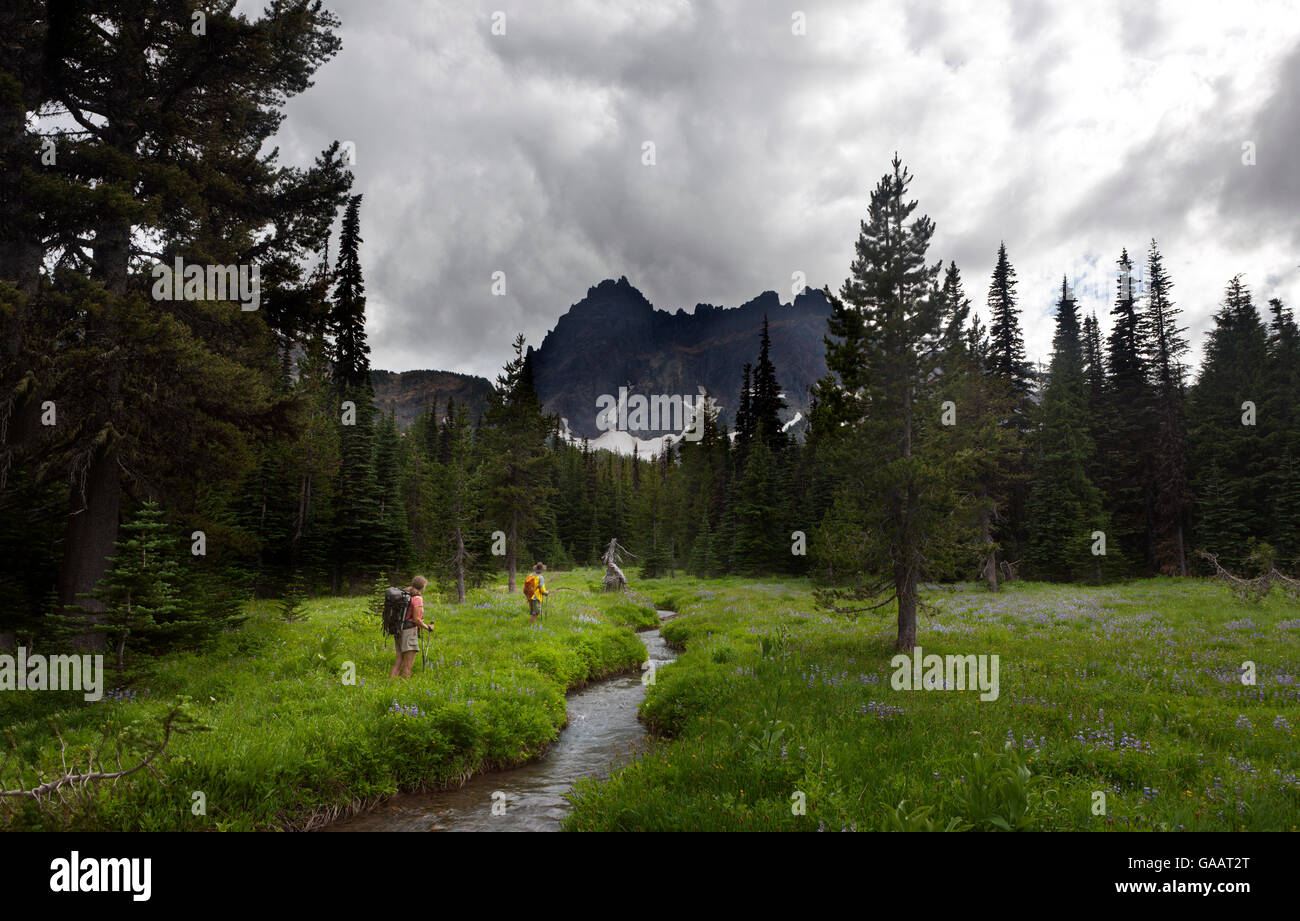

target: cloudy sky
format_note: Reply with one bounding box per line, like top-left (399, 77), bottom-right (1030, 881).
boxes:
top-left (264, 0), bottom-right (1300, 380)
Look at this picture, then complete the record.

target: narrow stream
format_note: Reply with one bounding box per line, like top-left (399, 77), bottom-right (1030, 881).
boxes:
top-left (325, 611), bottom-right (677, 832)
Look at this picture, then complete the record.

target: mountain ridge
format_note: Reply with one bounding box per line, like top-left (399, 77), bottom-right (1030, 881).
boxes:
top-left (371, 277), bottom-right (833, 445)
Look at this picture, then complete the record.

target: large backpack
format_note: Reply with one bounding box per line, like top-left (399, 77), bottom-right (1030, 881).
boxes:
top-left (523, 573), bottom-right (539, 600)
top-left (382, 587), bottom-right (412, 635)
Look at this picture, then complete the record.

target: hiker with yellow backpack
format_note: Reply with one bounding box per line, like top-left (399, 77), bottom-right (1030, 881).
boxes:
top-left (523, 562), bottom-right (548, 624)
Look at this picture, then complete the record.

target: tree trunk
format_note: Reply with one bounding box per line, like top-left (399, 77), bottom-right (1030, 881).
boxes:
top-left (977, 486), bottom-right (998, 592)
top-left (895, 379), bottom-right (917, 648)
top-left (454, 526), bottom-right (466, 603)
top-left (507, 513), bottom-right (517, 592)
top-left (58, 98), bottom-right (136, 645)
top-left (894, 563), bottom-right (917, 650)
top-left (57, 442), bottom-right (119, 651)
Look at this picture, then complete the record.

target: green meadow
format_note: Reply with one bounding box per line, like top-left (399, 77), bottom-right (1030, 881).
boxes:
top-left (0, 576), bottom-right (653, 831)
top-left (570, 576), bottom-right (1300, 831)
top-left (3, 571), bottom-right (1297, 832)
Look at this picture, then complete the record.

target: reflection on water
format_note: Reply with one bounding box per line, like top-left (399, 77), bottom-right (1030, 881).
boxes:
top-left (325, 613), bottom-right (676, 832)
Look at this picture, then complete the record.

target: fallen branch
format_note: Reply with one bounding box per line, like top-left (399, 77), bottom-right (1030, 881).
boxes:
top-left (1197, 550), bottom-right (1281, 603)
top-left (1, 699), bottom-right (209, 806)
top-left (819, 593), bottom-right (900, 616)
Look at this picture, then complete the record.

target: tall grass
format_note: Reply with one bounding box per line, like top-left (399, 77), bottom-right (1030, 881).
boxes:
top-left (1, 573), bottom-right (651, 831)
top-left (566, 576), bottom-right (1300, 831)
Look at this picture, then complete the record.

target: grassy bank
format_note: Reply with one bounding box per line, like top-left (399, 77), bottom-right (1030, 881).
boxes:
top-left (1, 572), bottom-right (652, 830)
top-left (566, 576), bottom-right (1300, 831)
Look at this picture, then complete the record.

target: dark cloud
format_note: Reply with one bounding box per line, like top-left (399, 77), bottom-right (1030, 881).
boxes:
top-left (264, 0), bottom-right (1300, 380)
top-left (1218, 41), bottom-right (1300, 248)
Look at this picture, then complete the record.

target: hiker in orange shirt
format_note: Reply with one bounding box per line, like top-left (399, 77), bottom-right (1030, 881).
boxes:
top-left (523, 562), bottom-right (548, 625)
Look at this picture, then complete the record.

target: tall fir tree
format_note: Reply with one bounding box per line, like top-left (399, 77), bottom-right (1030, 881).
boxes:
top-left (986, 243), bottom-right (1032, 397)
top-left (983, 242), bottom-right (1033, 564)
top-left (1188, 275), bottom-right (1270, 566)
top-left (1024, 279), bottom-right (1111, 581)
top-left (735, 362), bottom-right (755, 460)
top-left (1263, 297), bottom-right (1300, 565)
top-left (1099, 248), bottom-right (1156, 572)
top-left (1142, 240), bottom-right (1191, 575)
top-left (810, 155), bottom-right (956, 649)
top-left (750, 316), bottom-right (788, 452)
top-left (331, 194), bottom-right (371, 390)
top-left (482, 336), bottom-right (554, 591)
top-left (27, 2), bottom-right (351, 636)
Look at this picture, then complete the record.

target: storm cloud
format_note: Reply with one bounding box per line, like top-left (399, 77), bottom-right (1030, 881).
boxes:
top-left (267, 0), bottom-right (1300, 379)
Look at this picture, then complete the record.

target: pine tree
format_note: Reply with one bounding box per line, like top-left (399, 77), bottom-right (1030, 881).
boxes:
top-left (930, 263), bottom-right (1016, 588)
top-left (1264, 297), bottom-right (1300, 566)
top-left (1194, 461), bottom-right (1249, 559)
top-left (33, 2), bottom-right (351, 635)
top-left (733, 434), bottom-right (781, 574)
top-left (1142, 240), bottom-right (1191, 575)
top-left (1273, 449), bottom-right (1300, 568)
top-left (288, 327), bottom-right (341, 582)
top-left (1098, 248), bottom-right (1156, 572)
top-left (1144, 240), bottom-right (1188, 398)
top-left (1082, 312), bottom-right (1106, 413)
top-left (810, 155), bottom-right (955, 649)
top-left (1188, 275), bottom-right (1270, 567)
top-left (84, 501), bottom-right (187, 672)
top-left (983, 242), bottom-right (1033, 564)
top-left (636, 459), bottom-right (672, 578)
top-left (938, 261), bottom-right (973, 356)
top-left (1024, 279), bottom-right (1111, 581)
top-left (735, 363), bottom-right (755, 459)
top-left (751, 316), bottom-right (788, 451)
top-left (373, 407), bottom-right (410, 577)
top-left (482, 336), bottom-right (553, 591)
top-left (331, 194), bottom-right (371, 390)
top-left (986, 243), bottom-right (1032, 397)
top-left (333, 381), bottom-right (381, 591)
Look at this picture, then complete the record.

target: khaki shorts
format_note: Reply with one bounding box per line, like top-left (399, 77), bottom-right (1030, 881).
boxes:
top-left (529, 598), bottom-right (542, 617)
top-left (394, 626), bottom-right (419, 653)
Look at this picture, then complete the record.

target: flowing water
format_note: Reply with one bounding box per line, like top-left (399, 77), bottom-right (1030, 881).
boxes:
top-left (325, 612), bottom-right (677, 832)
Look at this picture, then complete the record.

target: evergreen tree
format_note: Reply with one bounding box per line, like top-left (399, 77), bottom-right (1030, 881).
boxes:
top-left (810, 155), bottom-right (955, 649)
top-left (986, 242), bottom-right (1032, 396)
top-left (931, 263), bottom-right (1016, 588)
top-left (1082, 312), bottom-right (1107, 414)
top-left (289, 327), bottom-right (342, 582)
top-left (445, 401), bottom-right (486, 600)
top-left (937, 261), bottom-right (972, 355)
top-left (1273, 449), bottom-right (1300, 568)
top-left (1142, 240), bottom-right (1191, 575)
top-left (482, 336), bottom-right (553, 591)
top-left (751, 316), bottom-right (788, 451)
top-left (1024, 279), bottom-right (1111, 581)
top-left (331, 194), bottom-right (371, 390)
top-left (735, 363), bottom-right (755, 459)
top-left (373, 407), bottom-right (410, 577)
top-left (635, 457), bottom-right (673, 578)
top-left (1099, 248), bottom-right (1156, 572)
top-left (29, 2), bottom-right (351, 635)
top-left (1188, 275), bottom-right (1270, 567)
top-left (332, 382), bottom-right (381, 591)
top-left (84, 501), bottom-right (224, 672)
top-left (733, 433), bottom-right (782, 574)
top-left (1264, 298), bottom-right (1300, 565)
top-left (983, 242), bottom-right (1033, 563)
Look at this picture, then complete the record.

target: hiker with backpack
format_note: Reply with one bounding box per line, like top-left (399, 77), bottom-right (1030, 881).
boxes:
top-left (524, 562), bottom-right (548, 625)
top-left (387, 576), bottom-right (433, 679)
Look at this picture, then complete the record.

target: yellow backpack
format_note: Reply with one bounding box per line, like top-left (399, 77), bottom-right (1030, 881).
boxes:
top-left (523, 573), bottom-right (540, 599)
